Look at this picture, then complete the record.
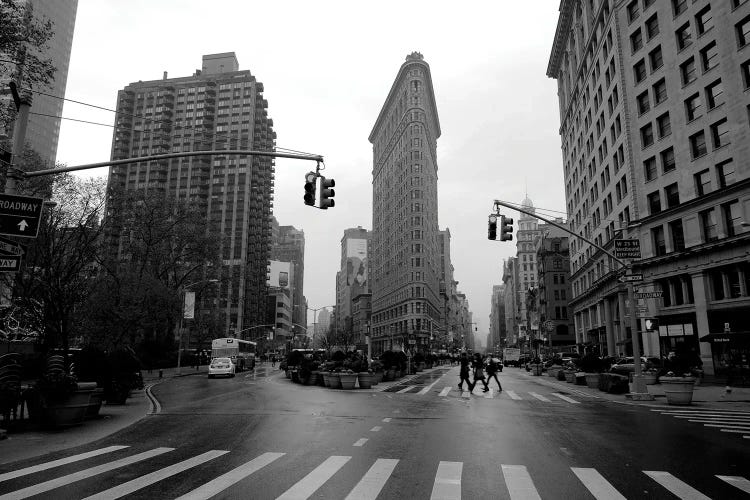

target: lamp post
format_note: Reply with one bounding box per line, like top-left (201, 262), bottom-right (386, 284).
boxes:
top-left (176, 278), bottom-right (219, 375)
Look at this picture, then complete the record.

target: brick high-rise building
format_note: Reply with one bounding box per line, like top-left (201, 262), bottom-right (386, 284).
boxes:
top-left (548, 1), bottom-right (750, 375)
top-left (107, 52), bottom-right (276, 336)
top-left (369, 52), bottom-right (442, 356)
top-left (271, 218), bottom-right (306, 334)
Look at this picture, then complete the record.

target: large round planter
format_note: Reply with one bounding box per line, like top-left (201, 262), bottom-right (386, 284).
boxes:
top-left (339, 373), bottom-right (357, 390)
top-left (642, 373), bottom-right (658, 385)
top-left (40, 389), bottom-right (93, 427)
top-left (532, 364), bottom-right (543, 376)
top-left (584, 373), bottom-right (601, 389)
top-left (564, 371), bottom-right (577, 383)
top-left (86, 388), bottom-right (105, 418)
top-left (322, 372), bottom-right (332, 388)
top-left (329, 373), bottom-right (342, 389)
top-left (290, 370), bottom-right (300, 383)
top-left (372, 371), bottom-right (383, 385)
top-left (358, 372), bottom-right (374, 389)
top-left (661, 376), bottom-right (696, 406)
top-left (547, 367), bottom-right (562, 378)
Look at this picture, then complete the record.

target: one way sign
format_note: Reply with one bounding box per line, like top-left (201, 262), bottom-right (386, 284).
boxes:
top-left (0, 193), bottom-right (43, 238)
top-left (0, 255), bottom-right (21, 272)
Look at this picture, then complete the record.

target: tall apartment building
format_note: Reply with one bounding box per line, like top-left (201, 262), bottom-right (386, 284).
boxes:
top-left (548, 1), bottom-right (750, 375)
top-left (503, 257), bottom-right (519, 346)
top-left (438, 229), bottom-right (456, 344)
top-left (535, 224), bottom-right (576, 348)
top-left (488, 284), bottom-right (506, 352)
top-left (335, 227), bottom-right (371, 350)
top-left (369, 52), bottom-right (443, 355)
top-left (107, 53), bottom-right (276, 337)
top-left (270, 218), bottom-right (306, 334)
top-left (1, 0), bottom-right (78, 167)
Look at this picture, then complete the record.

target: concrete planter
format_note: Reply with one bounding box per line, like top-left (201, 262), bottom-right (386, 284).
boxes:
top-left (40, 389), bottom-right (93, 427)
top-left (564, 371), bottom-right (577, 383)
top-left (661, 376), bottom-right (696, 406)
top-left (642, 373), bottom-right (658, 385)
top-left (531, 364), bottom-right (543, 376)
top-left (372, 372), bottom-right (383, 385)
top-left (584, 373), bottom-right (601, 389)
top-left (547, 367), bottom-right (563, 378)
top-left (357, 372), bottom-right (374, 389)
top-left (322, 372), bottom-right (332, 388)
top-left (339, 373), bottom-right (356, 390)
top-left (329, 373), bottom-right (342, 389)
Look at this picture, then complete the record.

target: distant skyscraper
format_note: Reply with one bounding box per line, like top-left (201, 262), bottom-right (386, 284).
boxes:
top-left (1, 0), bottom-right (78, 167)
top-left (271, 218), bottom-right (305, 334)
top-left (369, 52), bottom-right (442, 355)
top-left (107, 52), bottom-right (276, 336)
top-left (335, 227), bottom-right (371, 349)
top-left (516, 196), bottom-right (542, 340)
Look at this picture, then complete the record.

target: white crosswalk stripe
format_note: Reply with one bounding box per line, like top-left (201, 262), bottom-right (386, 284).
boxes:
top-left (82, 450), bottom-right (228, 500)
top-left (551, 393), bottom-right (579, 404)
top-left (571, 467), bottom-right (626, 500)
top-left (396, 385), bottom-right (417, 394)
top-left (506, 390), bottom-right (522, 400)
top-left (438, 386), bottom-right (451, 397)
top-left (643, 471), bottom-right (711, 500)
top-left (345, 459), bottom-right (399, 500)
top-left (276, 455), bottom-right (350, 500)
top-left (0, 447), bottom-right (174, 500)
top-left (0, 446), bottom-right (129, 483)
top-left (484, 388), bottom-right (495, 399)
top-left (654, 409), bottom-right (750, 438)
top-left (717, 475), bottom-right (750, 494)
top-left (430, 461), bottom-right (462, 500)
top-left (501, 464), bottom-right (541, 500)
top-left (529, 392), bottom-right (550, 402)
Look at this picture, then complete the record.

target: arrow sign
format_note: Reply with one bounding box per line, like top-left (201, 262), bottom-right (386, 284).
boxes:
top-left (634, 291), bottom-right (664, 299)
top-left (0, 255), bottom-right (21, 272)
top-left (0, 193), bottom-right (44, 238)
top-left (619, 274), bottom-right (643, 283)
top-left (17, 220), bottom-right (28, 232)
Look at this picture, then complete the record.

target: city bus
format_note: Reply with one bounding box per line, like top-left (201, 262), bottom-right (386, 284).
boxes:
top-left (211, 338), bottom-right (256, 371)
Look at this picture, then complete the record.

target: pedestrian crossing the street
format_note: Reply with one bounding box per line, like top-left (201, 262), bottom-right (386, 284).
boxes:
top-left (652, 407), bottom-right (750, 440)
top-left (0, 445), bottom-right (747, 499)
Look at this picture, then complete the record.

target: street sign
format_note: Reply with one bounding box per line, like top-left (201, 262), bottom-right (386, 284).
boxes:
top-left (0, 255), bottom-right (21, 272)
top-left (0, 193), bottom-right (44, 238)
top-left (408, 339), bottom-right (416, 345)
top-left (634, 291), bottom-right (663, 299)
top-left (0, 235), bottom-right (25, 256)
top-left (618, 274), bottom-right (643, 283)
top-left (543, 320), bottom-right (555, 332)
top-left (614, 239), bottom-right (641, 259)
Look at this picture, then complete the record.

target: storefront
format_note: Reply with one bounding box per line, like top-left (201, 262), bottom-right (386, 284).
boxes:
top-left (699, 331), bottom-right (750, 383)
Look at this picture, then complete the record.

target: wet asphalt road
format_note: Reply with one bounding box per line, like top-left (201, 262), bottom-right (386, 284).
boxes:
top-left (0, 364), bottom-right (748, 499)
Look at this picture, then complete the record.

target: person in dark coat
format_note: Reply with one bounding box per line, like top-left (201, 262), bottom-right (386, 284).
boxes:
top-left (485, 357), bottom-right (502, 391)
top-left (472, 353), bottom-right (486, 393)
top-left (458, 353), bottom-right (474, 392)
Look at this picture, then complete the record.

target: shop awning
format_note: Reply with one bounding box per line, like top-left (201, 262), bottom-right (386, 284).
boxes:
top-left (699, 332), bottom-right (750, 344)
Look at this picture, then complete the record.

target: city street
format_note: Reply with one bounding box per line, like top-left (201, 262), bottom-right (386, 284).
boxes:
top-left (0, 366), bottom-right (748, 499)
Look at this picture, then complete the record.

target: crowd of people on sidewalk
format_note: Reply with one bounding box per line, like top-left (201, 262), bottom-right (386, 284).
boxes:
top-left (458, 353), bottom-right (502, 394)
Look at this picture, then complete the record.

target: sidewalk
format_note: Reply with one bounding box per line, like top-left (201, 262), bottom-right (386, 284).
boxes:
top-left (0, 366), bottom-right (208, 466)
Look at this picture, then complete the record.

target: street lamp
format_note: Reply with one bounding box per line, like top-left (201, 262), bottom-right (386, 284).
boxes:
top-left (176, 278), bottom-right (219, 375)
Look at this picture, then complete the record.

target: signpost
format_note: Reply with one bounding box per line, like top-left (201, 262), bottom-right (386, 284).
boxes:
top-left (618, 274), bottom-right (643, 283)
top-left (614, 239), bottom-right (641, 259)
top-left (0, 255), bottom-right (21, 272)
top-left (0, 193), bottom-right (44, 238)
top-left (0, 235), bottom-right (25, 256)
top-left (634, 291), bottom-right (664, 299)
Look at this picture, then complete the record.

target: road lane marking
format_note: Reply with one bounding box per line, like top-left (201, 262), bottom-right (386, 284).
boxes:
top-left (678, 415), bottom-right (750, 421)
top-left (276, 455), bottom-right (351, 500)
top-left (551, 393), bottom-right (579, 404)
top-left (345, 459), bottom-right (399, 500)
top-left (438, 387), bottom-right (451, 397)
top-left (353, 438), bottom-right (369, 447)
top-left (397, 385), bottom-right (417, 394)
top-left (704, 424), bottom-right (750, 430)
top-left (430, 461), bottom-right (462, 500)
top-left (382, 418), bottom-right (392, 423)
top-left (506, 390), bottom-right (522, 400)
top-left (176, 452), bottom-right (285, 500)
top-left (370, 426), bottom-right (382, 432)
top-left (571, 467), bottom-right (626, 500)
top-left (667, 413), bottom-right (750, 419)
top-left (418, 378), bottom-right (441, 395)
top-left (146, 383), bottom-right (162, 415)
top-left (501, 464), bottom-right (541, 500)
top-left (643, 471), bottom-right (710, 500)
top-left (83, 450), bottom-right (228, 500)
top-left (529, 392), bottom-right (550, 402)
top-left (0, 448), bottom-right (174, 500)
top-left (720, 429), bottom-right (750, 434)
top-left (393, 409), bottom-right (400, 413)
top-left (717, 475), bottom-right (750, 494)
top-left (0, 446), bottom-right (130, 483)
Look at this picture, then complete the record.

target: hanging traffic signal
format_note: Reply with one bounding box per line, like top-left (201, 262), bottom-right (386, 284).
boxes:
top-left (304, 171), bottom-right (317, 206)
top-left (500, 216), bottom-right (514, 241)
top-left (645, 318), bottom-right (659, 331)
top-left (488, 215), bottom-right (497, 240)
top-left (320, 176), bottom-right (335, 209)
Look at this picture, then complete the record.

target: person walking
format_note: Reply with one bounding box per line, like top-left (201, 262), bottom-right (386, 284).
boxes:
top-left (472, 353), bottom-right (487, 393)
top-left (458, 353), bottom-right (474, 392)
top-left (485, 357), bottom-right (502, 392)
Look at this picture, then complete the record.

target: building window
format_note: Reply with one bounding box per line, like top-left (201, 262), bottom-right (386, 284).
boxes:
top-left (648, 191), bottom-right (662, 214)
top-left (689, 130), bottom-right (707, 158)
top-left (700, 41), bottom-right (719, 72)
top-left (685, 93), bottom-right (702, 121)
top-left (628, 0), bottom-right (640, 23)
top-left (738, 15), bottom-right (750, 47)
top-left (656, 112), bottom-right (671, 138)
top-left (641, 123), bottom-right (654, 148)
top-left (742, 59), bottom-right (750, 89)
top-left (653, 79), bottom-right (667, 104)
top-left (710, 118), bottom-right (730, 149)
top-left (706, 79), bottom-right (724, 109)
top-left (696, 6), bottom-right (714, 35)
top-left (676, 22), bottom-right (692, 51)
top-left (634, 59), bottom-right (647, 83)
top-left (661, 147), bottom-right (676, 173)
top-left (734, 0), bottom-right (749, 9)
top-left (700, 208), bottom-right (718, 242)
top-left (631, 28), bottom-right (644, 53)
top-left (695, 169), bottom-right (712, 196)
top-left (665, 182), bottom-right (680, 208)
top-left (669, 219), bottom-right (686, 251)
top-left (646, 14), bottom-right (659, 39)
top-left (680, 57), bottom-right (697, 85)
top-left (644, 156), bottom-right (657, 181)
top-left (652, 226), bottom-right (667, 256)
top-left (717, 159), bottom-right (736, 187)
top-left (637, 91), bottom-right (650, 114)
top-left (649, 46), bottom-right (663, 70)
top-left (673, 0), bottom-right (687, 16)
top-left (723, 200), bottom-right (743, 237)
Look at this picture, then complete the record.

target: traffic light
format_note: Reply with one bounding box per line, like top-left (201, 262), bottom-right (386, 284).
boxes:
top-left (488, 215), bottom-right (497, 240)
top-left (0, 149), bottom-right (11, 167)
top-left (645, 318), bottom-right (659, 332)
top-left (500, 215), bottom-right (514, 241)
top-left (319, 176), bottom-right (335, 209)
top-left (304, 171), bottom-right (317, 206)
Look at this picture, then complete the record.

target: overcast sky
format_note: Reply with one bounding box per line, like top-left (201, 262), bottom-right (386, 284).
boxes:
top-left (56, 0), bottom-right (566, 345)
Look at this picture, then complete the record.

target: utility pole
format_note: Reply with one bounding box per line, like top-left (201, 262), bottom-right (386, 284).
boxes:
top-left (5, 82), bottom-right (32, 195)
top-left (492, 199), bottom-right (652, 400)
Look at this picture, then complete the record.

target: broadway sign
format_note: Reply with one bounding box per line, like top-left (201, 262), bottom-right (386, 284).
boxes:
top-left (0, 193), bottom-right (44, 238)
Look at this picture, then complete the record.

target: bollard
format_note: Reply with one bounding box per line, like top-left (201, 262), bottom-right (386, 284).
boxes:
top-left (159, 370), bottom-right (163, 378)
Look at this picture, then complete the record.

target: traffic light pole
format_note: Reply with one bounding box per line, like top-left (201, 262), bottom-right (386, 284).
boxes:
top-left (491, 199), bottom-right (652, 399)
top-left (5, 82), bottom-right (32, 195)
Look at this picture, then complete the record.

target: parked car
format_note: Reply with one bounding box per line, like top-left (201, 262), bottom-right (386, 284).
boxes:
top-left (208, 357), bottom-right (235, 378)
top-left (609, 357), bottom-right (661, 376)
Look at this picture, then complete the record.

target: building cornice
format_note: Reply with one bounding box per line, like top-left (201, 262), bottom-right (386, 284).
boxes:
top-left (546, 0), bottom-right (575, 78)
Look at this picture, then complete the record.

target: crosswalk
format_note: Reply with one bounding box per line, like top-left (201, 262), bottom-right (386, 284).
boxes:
top-left (652, 407), bottom-right (750, 440)
top-left (384, 384), bottom-right (589, 404)
top-left (0, 445), bottom-right (747, 499)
